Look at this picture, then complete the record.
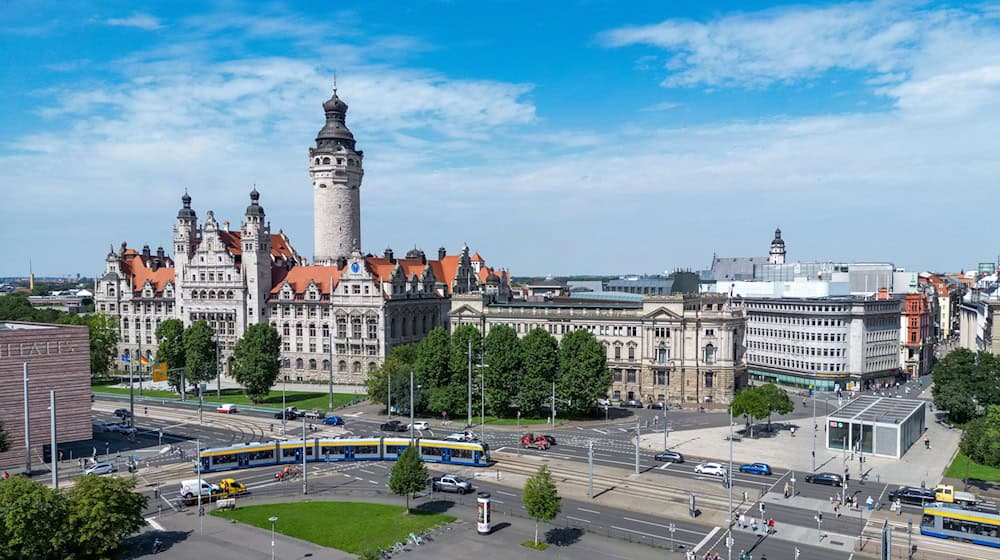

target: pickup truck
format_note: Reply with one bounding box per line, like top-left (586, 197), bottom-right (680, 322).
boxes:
top-left (302, 409), bottom-right (326, 419)
top-left (431, 475), bottom-right (473, 494)
top-left (934, 484), bottom-right (979, 506)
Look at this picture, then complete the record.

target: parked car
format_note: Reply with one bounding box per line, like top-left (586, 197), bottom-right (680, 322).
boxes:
top-left (96, 422), bottom-right (119, 432)
top-left (84, 461), bottom-right (116, 475)
top-left (694, 462), bottom-right (727, 477)
top-left (273, 410), bottom-right (298, 420)
top-left (654, 450), bottom-right (685, 463)
top-left (648, 402), bottom-right (665, 410)
top-left (113, 408), bottom-right (132, 418)
top-left (408, 421), bottom-right (429, 431)
top-left (322, 415), bottom-right (345, 426)
top-left (622, 400), bottom-right (644, 408)
top-left (380, 420), bottom-right (408, 432)
top-left (216, 404), bottom-right (239, 414)
top-left (738, 462), bottom-right (772, 475)
top-left (805, 472), bottom-right (844, 487)
top-left (888, 486), bottom-right (935, 506)
top-left (431, 475), bottom-right (473, 494)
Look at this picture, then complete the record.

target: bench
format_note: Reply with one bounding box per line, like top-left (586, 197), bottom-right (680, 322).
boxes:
top-left (215, 498), bottom-right (236, 510)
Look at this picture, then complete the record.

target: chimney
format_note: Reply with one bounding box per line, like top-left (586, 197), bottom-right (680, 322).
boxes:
top-left (142, 245), bottom-right (151, 259)
top-left (384, 248), bottom-right (395, 263)
top-left (438, 247), bottom-right (447, 260)
top-left (156, 246), bottom-right (165, 259)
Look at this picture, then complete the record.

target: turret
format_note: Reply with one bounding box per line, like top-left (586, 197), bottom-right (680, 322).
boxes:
top-left (242, 188), bottom-right (272, 324)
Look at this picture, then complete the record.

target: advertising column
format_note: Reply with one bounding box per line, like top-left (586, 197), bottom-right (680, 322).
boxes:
top-left (476, 492), bottom-right (491, 535)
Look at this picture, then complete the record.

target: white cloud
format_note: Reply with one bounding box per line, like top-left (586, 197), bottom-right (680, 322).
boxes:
top-left (640, 101), bottom-right (681, 112)
top-left (105, 13), bottom-right (162, 31)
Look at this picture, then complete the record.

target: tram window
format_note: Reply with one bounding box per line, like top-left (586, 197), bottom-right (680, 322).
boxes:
top-left (322, 446), bottom-right (344, 456)
top-left (213, 454), bottom-right (236, 465)
top-left (920, 514), bottom-right (934, 527)
top-left (421, 446), bottom-right (442, 457)
top-left (453, 448), bottom-right (473, 459)
top-left (355, 445), bottom-right (378, 454)
top-left (282, 448), bottom-right (299, 458)
top-left (390, 446), bottom-right (409, 455)
top-left (249, 449), bottom-right (274, 461)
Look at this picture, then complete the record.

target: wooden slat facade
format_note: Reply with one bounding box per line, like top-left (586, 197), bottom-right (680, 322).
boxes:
top-left (0, 322), bottom-right (92, 471)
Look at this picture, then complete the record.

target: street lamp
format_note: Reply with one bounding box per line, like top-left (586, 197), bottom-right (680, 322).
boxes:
top-left (478, 363), bottom-right (489, 443)
top-left (212, 334), bottom-right (221, 400)
top-left (408, 371), bottom-right (421, 442)
top-left (281, 377), bottom-right (287, 433)
top-left (328, 327), bottom-right (335, 410)
top-left (269, 516), bottom-right (278, 560)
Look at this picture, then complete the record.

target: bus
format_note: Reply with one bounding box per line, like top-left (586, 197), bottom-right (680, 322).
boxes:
top-left (197, 436), bottom-right (490, 473)
top-left (920, 503), bottom-right (1000, 548)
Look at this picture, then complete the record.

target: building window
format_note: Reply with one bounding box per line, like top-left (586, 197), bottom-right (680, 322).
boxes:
top-left (283, 324), bottom-right (290, 336)
top-left (613, 390), bottom-right (621, 401)
top-left (657, 343), bottom-right (668, 363)
top-left (613, 369), bottom-right (622, 382)
top-left (322, 359), bottom-right (330, 371)
top-left (352, 361), bottom-right (362, 373)
top-left (309, 324), bottom-right (316, 337)
top-left (704, 344), bottom-right (716, 364)
top-left (628, 346), bottom-right (635, 361)
top-left (296, 343), bottom-right (303, 352)
top-left (704, 372), bottom-right (714, 388)
top-left (281, 358), bottom-right (290, 368)
top-left (367, 318), bottom-right (378, 339)
top-left (368, 362), bottom-right (377, 373)
top-left (626, 370), bottom-right (636, 383)
top-left (337, 317), bottom-right (347, 338)
top-left (614, 346), bottom-right (621, 360)
top-left (296, 324), bottom-right (303, 336)
top-left (295, 358), bottom-right (304, 369)
top-left (352, 317), bottom-right (362, 338)
top-left (309, 343), bottom-right (316, 353)
top-left (338, 360), bottom-right (347, 372)
top-left (308, 359), bottom-right (317, 370)
top-left (655, 371), bottom-right (667, 385)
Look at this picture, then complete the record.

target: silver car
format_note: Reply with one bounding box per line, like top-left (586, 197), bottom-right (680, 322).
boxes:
top-left (84, 462), bottom-right (116, 475)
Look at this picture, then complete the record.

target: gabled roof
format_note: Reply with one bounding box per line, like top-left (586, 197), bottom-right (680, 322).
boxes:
top-left (121, 253), bottom-right (175, 293)
top-left (270, 265), bottom-right (342, 294)
top-left (214, 230), bottom-right (298, 261)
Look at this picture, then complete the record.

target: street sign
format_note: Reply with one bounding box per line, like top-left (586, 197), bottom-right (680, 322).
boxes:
top-left (152, 363), bottom-right (168, 381)
top-left (881, 519), bottom-right (891, 560)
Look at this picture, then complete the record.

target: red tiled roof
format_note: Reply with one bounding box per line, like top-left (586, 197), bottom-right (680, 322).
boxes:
top-left (471, 252), bottom-right (483, 262)
top-left (121, 254), bottom-right (175, 293)
top-left (214, 230), bottom-right (298, 261)
top-left (270, 265), bottom-right (342, 294)
top-left (430, 255), bottom-right (461, 289)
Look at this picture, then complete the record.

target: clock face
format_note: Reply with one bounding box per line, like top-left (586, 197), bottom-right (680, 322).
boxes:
top-left (351, 262), bottom-right (360, 273)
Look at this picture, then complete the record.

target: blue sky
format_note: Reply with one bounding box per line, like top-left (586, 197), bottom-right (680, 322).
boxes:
top-left (3, 1), bottom-right (1000, 277)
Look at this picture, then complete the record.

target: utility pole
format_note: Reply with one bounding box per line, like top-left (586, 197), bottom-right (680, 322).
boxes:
top-left (480, 360), bottom-right (487, 443)
top-left (588, 440), bottom-right (593, 498)
top-left (409, 370), bottom-right (415, 442)
top-left (302, 415), bottom-right (308, 495)
top-left (387, 372), bottom-right (391, 419)
top-left (129, 351), bottom-right (135, 428)
top-left (328, 328), bottom-right (334, 410)
top-left (728, 405), bottom-right (734, 560)
top-left (197, 438), bottom-right (203, 534)
top-left (23, 363), bottom-right (30, 474)
top-left (812, 386), bottom-right (817, 471)
top-left (281, 378), bottom-right (286, 432)
top-left (467, 338), bottom-right (472, 428)
top-left (634, 420), bottom-right (640, 475)
top-left (215, 335), bottom-right (221, 400)
top-left (50, 390), bottom-right (58, 489)
top-left (551, 382), bottom-right (556, 426)
top-left (663, 400), bottom-right (668, 450)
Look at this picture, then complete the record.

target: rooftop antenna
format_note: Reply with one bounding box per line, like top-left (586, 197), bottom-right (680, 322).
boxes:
top-left (333, 69), bottom-right (338, 95)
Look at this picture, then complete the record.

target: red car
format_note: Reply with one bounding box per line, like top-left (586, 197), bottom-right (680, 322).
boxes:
top-left (216, 404), bottom-right (239, 414)
top-left (520, 434), bottom-right (550, 450)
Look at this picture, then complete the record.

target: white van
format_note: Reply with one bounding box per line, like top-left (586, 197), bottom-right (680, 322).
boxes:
top-left (180, 479), bottom-right (219, 500)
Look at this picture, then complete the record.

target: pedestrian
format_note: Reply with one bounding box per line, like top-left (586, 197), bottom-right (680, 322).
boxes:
top-left (768, 518), bottom-right (775, 534)
top-left (751, 518), bottom-right (758, 533)
top-left (739, 512), bottom-right (746, 528)
top-left (2, 471), bottom-right (8, 480)
top-left (834, 501), bottom-right (841, 517)
top-left (783, 481), bottom-right (791, 498)
top-left (866, 495), bottom-right (874, 511)
top-left (895, 498), bottom-right (902, 516)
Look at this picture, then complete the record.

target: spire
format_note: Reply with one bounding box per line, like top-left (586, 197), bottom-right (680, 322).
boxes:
top-left (316, 81), bottom-right (355, 151)
top-left (177, 189), bottom-right (196, 219)
top-left (246, 186), bottom-right (265, 218)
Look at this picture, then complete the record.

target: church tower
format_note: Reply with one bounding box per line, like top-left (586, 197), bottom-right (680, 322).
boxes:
top-left (769, 227), bottom-right (786, 265)
top-left (310, 85), bottom-right (364, 264)
top-left (242, 188), bottom-right (272, 323)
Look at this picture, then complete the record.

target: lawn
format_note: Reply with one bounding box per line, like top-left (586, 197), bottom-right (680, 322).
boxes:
top-left (945, 452), bottom-right (1000, 482)
top-left (212, 501), bottom-right (454, 554)
top-left (92, 382), bottom-right (362, 410)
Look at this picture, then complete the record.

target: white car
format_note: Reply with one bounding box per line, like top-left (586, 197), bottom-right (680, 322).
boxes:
top-left (694, 462), bottom-right (727, 477)
top-left (408, 421), bottom-right (429, 431)
top-left (445, 431), bottom-right (477, 442)
top-left (84, 461), bottom-right (116, 475)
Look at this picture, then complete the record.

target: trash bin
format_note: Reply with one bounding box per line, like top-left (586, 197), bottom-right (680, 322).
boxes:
top-left (477, 492), bottom-right (491, 535)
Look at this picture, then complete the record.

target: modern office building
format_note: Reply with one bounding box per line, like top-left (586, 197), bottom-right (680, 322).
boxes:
top-left (0, 322), bottom-right (92, 472)
top-left (742, 292), bottom-right (901, 391)
top-left (826, 395), bottom-right (926, 459)
top-left (450, 292), bottom-right (747, 405)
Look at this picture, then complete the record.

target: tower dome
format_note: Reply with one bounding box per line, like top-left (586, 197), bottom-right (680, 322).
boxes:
top-left (177, 191), bottom-right (195, 219)
top-left (245, 187), bottom-right (265, 218)
top-left (316, 88), bottom-right (355, 150)
top-left (769, 227), bottom-right (786, 265)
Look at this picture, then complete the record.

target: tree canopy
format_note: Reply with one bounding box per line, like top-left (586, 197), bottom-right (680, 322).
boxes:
top-left (483, 324), bottom-right (522, 417)
top-left (388, 445), bottom-right (428, 512)
top-left (231, 323), bottom-right (282, 402)
top-left (932, 348), bottom-right (1000, 423)
top-left (517, 328), bottom-right (559, 417)
top-left (728, 383), bottom-right (794, 435)
top-left (523, 465), bottom-right (561, 545)
top-left (64, 476), bottom-right (149, 558)
top-left (960, 404), bottom-right (1000, 469)
top-left (556, 329), bottom-right (611, 417)
top-left (183, 320), bottom-right (218, 387)
top-left (154, 318), bottom-right (186, 391)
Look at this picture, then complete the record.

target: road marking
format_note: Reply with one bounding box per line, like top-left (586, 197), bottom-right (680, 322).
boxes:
top-left (575, 426), bottom-right (584, 430)
top-left (611, 525), bottom-right (668, 540)
top-left (578, 507), bottom-right (601, 514)
top-left (497, 490), bottom-right (517, 497)
top-left (160, 495), bottom-right (177, 512)
top-left (369, 480), bottom-right (378, 484)
top-left (592, 429), bottom-right (607, 434)
top-left (658, 462), bottom-right (673, 470)
top-left (359, 469), bottom-right (375, 474)
top-left (567, 516), bottom-right (591, 523)
top-left (146, 517), bottom-right (165, 531)
top-left (693, 526), bottom-right (720, 553)
top-left (493, 499), bottom-right (504, 504)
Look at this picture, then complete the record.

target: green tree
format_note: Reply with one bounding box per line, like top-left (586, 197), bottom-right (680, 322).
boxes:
top-left (757, 383), bottom-right (795, 430)
top-left (518, 328), bottom-right (559, 416)
top-left (86, 313), bottom-right (120, 376)
top-left (960, 404), bottom-right (1000, 469)
top-left (444, 324), bottom-right (482, 418)
top-left (387, 343), bottom-right (418, 365)
top-left (483, 324), bottom-right (522, 417)
top-left (556, 330), bottom-right (611, 417)
top-left (155, 319), bottom-right (186, 392)
top-left (931, 348), bottom-right (1000, 423)
top-left (728, 386), bottom-right (769, 436)
top-left (0, 476), bottom-right (70, 559)
top-left (183, 320), bottom-right (218, 386)
top-left (0, 293), bottom-right (37, 320)
top-left (0, 419), bottom-right (7, 453)
top-left (414, 327), bottom-right (451, 388)
top-left (388, 445), bottom-right (428, 512)
top-left (522, 465), bottom-right (561, 546)
top-left (65, 475), bottom-right (148, 559)
top-left (231, 323), bottom-right (281, 402)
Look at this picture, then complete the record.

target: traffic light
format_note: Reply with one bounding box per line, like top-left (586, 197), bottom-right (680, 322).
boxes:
top-left (759, 502), bottom-right (766, 515)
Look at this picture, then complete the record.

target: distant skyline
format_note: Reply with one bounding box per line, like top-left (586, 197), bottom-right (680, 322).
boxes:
top-left (3, 1), bottom-right (1000, 277)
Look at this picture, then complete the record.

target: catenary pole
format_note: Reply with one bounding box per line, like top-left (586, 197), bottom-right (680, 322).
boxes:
top-left (635, 420), bottom-right (640, 475)
top-left (50, 390), bottom-right (58, 489)
top-left (328, 328), bottom-right (334, 410)
top-left (728, 405), bottom-right (734, 560)
top-left (467, 338), bottom-right (472, 428)
top-left (23, 363), bottom-right (31, 474)
top-left (302, 415), bottom-right (308, 495)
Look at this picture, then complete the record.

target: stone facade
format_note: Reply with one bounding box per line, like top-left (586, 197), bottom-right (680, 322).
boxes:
top-left (449, 293), bottom-right (747, 405)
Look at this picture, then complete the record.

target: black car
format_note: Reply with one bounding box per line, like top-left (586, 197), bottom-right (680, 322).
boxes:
top-left (804, 472), bottom-right (844, 487)
top-left (654, 450), bottom-right (685, 463)
top-left (888, 486), bottom-right (935, 506)
top-left (380, 420), bottom-right (408, 432)
top-left (113, 408), bottom-right (132, 418)
top-left (273, 410), bottom-right (297, 420)
top-left (620, 400), bottom-right (644, 408)
top-left (648, 402), bottom-right (665, 410)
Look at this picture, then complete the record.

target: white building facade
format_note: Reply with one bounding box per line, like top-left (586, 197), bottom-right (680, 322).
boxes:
top-left (450, 293), bottom-right (748, 405)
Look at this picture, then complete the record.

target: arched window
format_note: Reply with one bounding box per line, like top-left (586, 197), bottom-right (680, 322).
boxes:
top-left (336, 316), bottom-right (347, 338)
top-left (295, 358), bottom-right (304, 369)
top-left (338, 360), bottom-right (347, 372)
top-left (208, 290), bottom-right (216, 300)
top-left (322, 359), bottom-right (330, 371)
top-left (191, 291), bottom-right (199, 299)
top-left (704, 344), bottom-right (717, 364)
top-left (352, 361), bottom-right (362, 373)
top-left (296, 324), bottom-right (303, 336)
top-left (227, 290), bottom-right (234, 299)
top-left (657, 342), bottom-right (668, 364)
top-left (308, 359), bottom-right (317, 370)
top-left (201, 290), bottom-right (208, 299)
top-left (314, 157), bottom-right (320, 164)
top-left (368, 362), bottom-right (377, 372)
top-left (322, 157), bottom-right (331, 164)
top-left (309, 324), bottom-right (316, 337)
